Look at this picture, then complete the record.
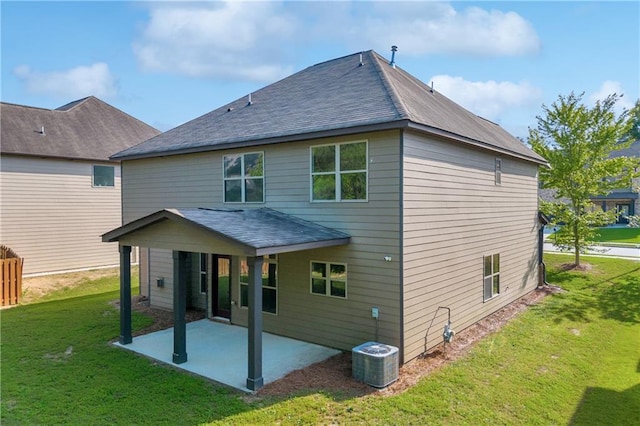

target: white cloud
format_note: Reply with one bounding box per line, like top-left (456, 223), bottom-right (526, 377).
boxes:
top-left (133, 2), bottom-right (540, 83)
top-left (589, 80), bottom-right (634, 115)
top-left (13, 63), bottom-right (117, 99)
top-left (429, 75), bottom-right (542, 121)
top-left (133, 1), bottom-right (296, 82)
top-left (315, 2), bottom-right (541, 57)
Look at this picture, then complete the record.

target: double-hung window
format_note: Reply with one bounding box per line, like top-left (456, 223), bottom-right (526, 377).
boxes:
top-left (239, 255), bottom-right (277, 314)
top-left (92, 165), bottom-right (115, 187)
top-left (311, 141), bottom-right (367, 201)
top-left (310, 261), bottom-right (347, 298)
top-left (223, 152), bottom-right (264, 202)
top-left (483, 254), bottom-right (500, 301)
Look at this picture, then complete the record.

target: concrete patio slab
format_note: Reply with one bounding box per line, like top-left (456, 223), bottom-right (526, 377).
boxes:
top-left (114, 319), bottom-right (341, 392)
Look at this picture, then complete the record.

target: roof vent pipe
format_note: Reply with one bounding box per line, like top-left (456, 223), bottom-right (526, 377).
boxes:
top-left (248, 93), bottom-right (252, 105)
top-left (389, 45), bottom-right (398, 69)
top-left (40, 126), bottom-right (45, 135)
top-left (359, 53), bottom-right (364, 67)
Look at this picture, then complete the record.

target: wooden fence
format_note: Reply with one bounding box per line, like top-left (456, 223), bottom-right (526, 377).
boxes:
top-left (2, 258), bottom-right (23, 306)
top-left (1, 244), bottom-right (23, 306)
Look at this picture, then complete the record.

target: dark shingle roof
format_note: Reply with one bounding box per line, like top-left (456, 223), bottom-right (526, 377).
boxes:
top-left (611, 139), bottom-right (640, 158)
top-left (112, 50), bottom-right (545, 164)
top-left (539, 188), bottom-right (568, 204)
top-left (1, 96), bottom-right (160, 161)
top-left (102, 208), bottom-right (351, 255)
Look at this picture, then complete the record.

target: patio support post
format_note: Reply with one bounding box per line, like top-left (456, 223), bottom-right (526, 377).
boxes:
top-left (119, 245), bottom-right (132, 345)
top-left (172, 250), bottom-right (188, 364)
top-left (246, 256), bottom-right (264, 391)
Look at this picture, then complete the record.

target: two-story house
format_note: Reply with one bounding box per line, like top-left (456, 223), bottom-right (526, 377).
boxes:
top-left (1, 97), bottom-right (160, 275)
top-left (103, 50), bottom-right (547, 390)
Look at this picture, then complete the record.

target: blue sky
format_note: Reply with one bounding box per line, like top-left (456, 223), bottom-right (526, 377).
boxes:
top-left (2, 1), bottom-right (638, 139)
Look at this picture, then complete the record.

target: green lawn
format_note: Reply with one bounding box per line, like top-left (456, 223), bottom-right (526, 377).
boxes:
top-left (593, 227), bottom-right (640, 244)
top-left (2, 255), bottom-right (638, 425)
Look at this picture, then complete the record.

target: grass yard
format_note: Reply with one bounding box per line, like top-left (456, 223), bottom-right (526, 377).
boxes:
top-left (2, 255), bottom-right (639, 425)
top-left (593, 227), bottom-right (640, 244)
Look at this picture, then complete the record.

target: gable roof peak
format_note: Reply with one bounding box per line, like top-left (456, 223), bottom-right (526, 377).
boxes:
top-left (1, 96), bottom-right (160, 161)
top-left (55, 96), bottom-right (96, 111)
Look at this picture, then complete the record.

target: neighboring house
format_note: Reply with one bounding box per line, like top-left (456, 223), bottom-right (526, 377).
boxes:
top-left (103, 50), bottom-right (547, 390)
top-left (1, 96), bottom-right (160, 275)
top-left (590, 139), bottom-right (640, 223)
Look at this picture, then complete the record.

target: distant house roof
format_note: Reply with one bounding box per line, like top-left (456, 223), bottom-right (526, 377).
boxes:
top-left (112, 50), bottom-right (546, 165)
top-left (611, 139), bottom-right (640, 159)
top-left (102, 207), bottom-right (351, 256)
top-left (539, 188), bottom-right (568, 204)
top-left (1, 96), bottom-right (160, 162)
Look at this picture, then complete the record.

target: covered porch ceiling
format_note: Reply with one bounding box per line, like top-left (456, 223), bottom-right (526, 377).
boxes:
top-left (102, 207), bottom-right (351, 256)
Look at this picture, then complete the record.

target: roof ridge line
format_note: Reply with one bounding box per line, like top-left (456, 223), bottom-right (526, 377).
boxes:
top-left (369, 51), bottom-right (411, 120)
top-left (54, 96), bottom-right (95, 112)
top-left (0, 101), bottom-right (53, 111)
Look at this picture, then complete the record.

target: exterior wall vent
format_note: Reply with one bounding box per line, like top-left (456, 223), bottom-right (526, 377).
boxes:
top-left (352, 341), bottom-right (399, 388)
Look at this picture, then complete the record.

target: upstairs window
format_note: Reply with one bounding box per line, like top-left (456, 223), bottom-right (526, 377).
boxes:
top-left (311, 141), bottom-right (367, 201)
top-left (495, 158), bottom-right (502, 185)
top-left (483, 254), bottom-right (500, 301)
top-left (92, 165), bottom-right (114, 187)
top-left (224, 152), bottom-right (264, 203)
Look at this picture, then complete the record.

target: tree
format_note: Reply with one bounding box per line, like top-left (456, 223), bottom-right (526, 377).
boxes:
top-left (624, 99), bottom-right (640, 142)
top-left (529, 92), bottom-right (638, 267)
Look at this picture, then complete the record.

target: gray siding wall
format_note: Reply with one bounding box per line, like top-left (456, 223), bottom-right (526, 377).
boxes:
top-left (0, 155), bottom-right (123, 275)
top-left (402, 130), bottom-right (540, 362)
top-left (121, 130), bottom-right (403, 351)
top-left (146, 248), bottom-right (173, 310)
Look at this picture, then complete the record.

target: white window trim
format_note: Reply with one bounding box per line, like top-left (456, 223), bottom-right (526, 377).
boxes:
top-left (310, 260), bottom-right (348, 299)
top-left (92, 164), bottom-right (115, 188)
top-left (239, 255), bottom-right (278, 315)
top-left (223, 151), bottom-right (265, 203)
top-left (495, 158), bottom-right (502, 186)
top-left (483, 254), bottom-right (500, 301)
top-left (310, 140), bottom-right (368, 203)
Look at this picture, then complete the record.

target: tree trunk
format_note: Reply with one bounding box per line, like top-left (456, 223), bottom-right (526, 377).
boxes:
top-left (573, 221), bottom-right (580, 266)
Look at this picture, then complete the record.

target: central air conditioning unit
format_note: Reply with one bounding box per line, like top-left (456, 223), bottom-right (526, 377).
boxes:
top-left (352, 341), bottom-right (399, 388)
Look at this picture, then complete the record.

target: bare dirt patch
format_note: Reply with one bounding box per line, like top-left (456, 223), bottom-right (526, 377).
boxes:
top-left (21, 267), bottom-right (123, 304)
top-left (257, 285), bottom-right (562, 399)
top-left (559, 263), bottom-right (593, 272)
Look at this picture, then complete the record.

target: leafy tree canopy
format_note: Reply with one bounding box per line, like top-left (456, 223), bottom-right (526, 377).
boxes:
top-left (624, 99), bottom-right (640, 142)
top-left (529, 92), bottom-right (639, 266)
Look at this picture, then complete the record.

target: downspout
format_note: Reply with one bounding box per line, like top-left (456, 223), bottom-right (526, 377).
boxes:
top-left (538, 211), bottom-right (550, 286)
top-left (538, 224), bottom-right (546, 286)
top-left (147, 247), bottom-right (152, 304)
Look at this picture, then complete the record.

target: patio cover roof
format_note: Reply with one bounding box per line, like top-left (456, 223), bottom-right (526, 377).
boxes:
top-left (102, 207), bottom-right (351, 256)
